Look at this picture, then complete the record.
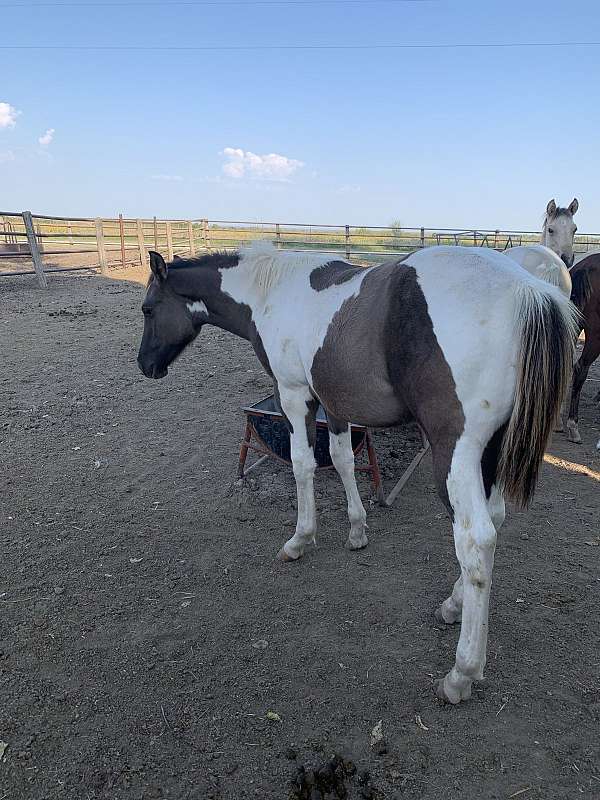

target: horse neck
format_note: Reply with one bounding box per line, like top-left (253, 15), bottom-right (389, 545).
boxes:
top-left (170, 265), bottom-right (255, 342)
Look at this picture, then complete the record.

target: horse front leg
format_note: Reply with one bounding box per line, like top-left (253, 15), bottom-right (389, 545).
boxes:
top-left (328, 424), bottom-right (368, 551)
top-left (277, 386), bottom-right (319, 562)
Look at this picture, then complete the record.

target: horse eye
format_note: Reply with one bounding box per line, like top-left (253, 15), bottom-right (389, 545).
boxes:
top-left (142, 306), bottom-right (153, 317)
top-left (548, 228), bottom-right (554, 235)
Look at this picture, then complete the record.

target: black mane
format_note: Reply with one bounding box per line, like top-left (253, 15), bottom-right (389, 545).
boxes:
top-left (169, 251), bottom-right (239, 271)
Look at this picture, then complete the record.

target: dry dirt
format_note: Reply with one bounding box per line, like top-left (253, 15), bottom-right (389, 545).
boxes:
top-left (1, 266), bottom-right (599, 800)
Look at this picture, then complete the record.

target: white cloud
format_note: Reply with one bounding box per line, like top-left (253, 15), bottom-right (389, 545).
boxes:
top-left (38, 128), bottom-right (55, 146)
top-left (0, 102), bottom-right (20, 129)
top-left (151, 174), bottom-right (183, 182)
top-left (221, 147), bottom-right (304, 181)
top-left (0, 150), bottom-right (15, 163)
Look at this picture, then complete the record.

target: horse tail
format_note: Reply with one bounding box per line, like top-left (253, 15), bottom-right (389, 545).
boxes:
top-left (570, 266), bottom-right (593, 311)
top-left (497, 283), bottom-right (579, 506)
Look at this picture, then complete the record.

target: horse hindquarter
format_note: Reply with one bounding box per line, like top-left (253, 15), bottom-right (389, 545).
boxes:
top-left (408, 247), bottom-right (575, 703)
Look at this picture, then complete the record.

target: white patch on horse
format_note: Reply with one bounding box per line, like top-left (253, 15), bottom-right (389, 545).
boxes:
top-left (187, 300), bottom-right (208, 317)
top-left (238, 240), bottom-right (330, 296)
top-left (220, 242), bottom-right (372, 391)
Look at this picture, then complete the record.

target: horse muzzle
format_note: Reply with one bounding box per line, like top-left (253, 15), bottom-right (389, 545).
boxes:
top-left (137, 358), bottom-right (168, 379)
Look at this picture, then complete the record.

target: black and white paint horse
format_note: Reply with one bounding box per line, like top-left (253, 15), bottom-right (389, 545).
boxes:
top-left (137, 242), bottom-right (577, 704)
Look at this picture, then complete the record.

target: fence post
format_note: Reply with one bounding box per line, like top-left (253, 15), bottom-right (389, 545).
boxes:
top-left (153, 216), bottom-right (158, 250)
top-left (494, 229), bottom-right (499, 249)
top-left (276, 223), bottom-right (281, 249)
top-left (22, 211), bottom-right (48, 288)
top-left (187, 220), bottom-right (195, 256)
top-left (95, 218), bottom-right (109, 275)
top-left (34, 220), bottom-right (45, 254)
top-left (204, 219), bottom-right (211, 251)
top-left (420, 227), bottom-right (425, 248)
top-left (119, 213), bottom-right (126, 268)
top-left (166, 221), bottom-right (174, 260)
top-left (67, 220), bottom-right (73, 246)
top-left (345, 224), bottom-right (350, 260)
top-left (136, 219), bottom-right (147, 268)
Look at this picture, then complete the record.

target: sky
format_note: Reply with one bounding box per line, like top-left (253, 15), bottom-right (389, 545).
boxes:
top-left (2, 0), bottom-right (600, 230)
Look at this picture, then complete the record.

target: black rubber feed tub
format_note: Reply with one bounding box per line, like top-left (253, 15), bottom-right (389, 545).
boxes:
top-left (242, 395), bottom-right (366, 468)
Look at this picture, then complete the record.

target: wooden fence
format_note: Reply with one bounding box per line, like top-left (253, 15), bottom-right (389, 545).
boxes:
top-left (3, 211), bottom-right (600, 289)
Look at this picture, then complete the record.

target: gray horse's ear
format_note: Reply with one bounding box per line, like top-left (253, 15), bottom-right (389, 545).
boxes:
top-left (149, 251), bottom-right (168, 281)
top-left (546, 199), bottom-right (557, 217)
top-left (172, 254), bottom-right (183, 262)
top-left (568, 198), bottom-right (579, 215)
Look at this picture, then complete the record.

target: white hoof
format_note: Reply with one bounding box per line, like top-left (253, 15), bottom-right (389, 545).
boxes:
top-left (345, 530), bottom-right (369, 550)
top-left (566, 420), bottom-right (582, 444)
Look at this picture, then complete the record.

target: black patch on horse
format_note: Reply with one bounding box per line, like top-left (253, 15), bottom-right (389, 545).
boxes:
top-left (310, 261), bottom-right (364, 291)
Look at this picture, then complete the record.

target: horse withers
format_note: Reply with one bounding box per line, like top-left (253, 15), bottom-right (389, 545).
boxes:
top-left (137, 243), bottom-right (578, 704)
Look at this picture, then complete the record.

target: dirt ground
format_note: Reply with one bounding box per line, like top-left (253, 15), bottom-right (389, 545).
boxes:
top-left (1, 266), bottom-right (599, 800)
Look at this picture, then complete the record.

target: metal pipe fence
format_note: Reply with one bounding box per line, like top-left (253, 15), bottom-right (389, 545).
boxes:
top-left (2, 210), bottom-right (600, 288)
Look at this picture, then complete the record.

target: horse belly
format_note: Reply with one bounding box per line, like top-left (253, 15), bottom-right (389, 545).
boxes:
top-left (311, 350), bottom-right (409, 428)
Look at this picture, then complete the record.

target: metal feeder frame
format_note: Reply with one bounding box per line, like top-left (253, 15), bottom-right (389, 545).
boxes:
top-left (238, 395), bottom-right (430, 507)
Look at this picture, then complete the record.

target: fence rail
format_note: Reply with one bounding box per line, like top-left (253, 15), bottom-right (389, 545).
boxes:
top-left (2, 211), bottom-right (600, 288)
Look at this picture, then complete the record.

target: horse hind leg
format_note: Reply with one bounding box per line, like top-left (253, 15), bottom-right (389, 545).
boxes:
top-left (566, 335), bottom-right (600, 443)
top-left (434, 427), bottom-right (505, 628)
top-left (327, 422), bottom-right (368, 551)
top-left (430, 434), bottom-right (498, 704)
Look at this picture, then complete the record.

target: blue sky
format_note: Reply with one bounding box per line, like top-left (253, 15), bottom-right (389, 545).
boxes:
top-left (2, 0), bottom-right (600, 230)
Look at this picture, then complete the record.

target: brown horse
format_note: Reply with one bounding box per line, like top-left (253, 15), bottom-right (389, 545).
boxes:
top-left (566, 254), bottom-right (600, 445)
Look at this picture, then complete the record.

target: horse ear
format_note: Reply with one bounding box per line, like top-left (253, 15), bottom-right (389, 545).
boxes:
top-left (173, 254), bottom-right (182, 262)
top-left (546, 199), bottom-right (557, 217)
top-left (149, 251), bottom-right (168, 282)
top-left (568, 198), bottom-right (579, 215)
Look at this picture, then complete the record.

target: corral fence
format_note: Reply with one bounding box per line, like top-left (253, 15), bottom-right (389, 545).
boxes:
top-left (3, 210), bottom-right (600, 289)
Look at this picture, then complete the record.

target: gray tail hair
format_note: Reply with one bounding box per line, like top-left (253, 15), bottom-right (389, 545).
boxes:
top-left (497, 284), bottom-right (579, 506)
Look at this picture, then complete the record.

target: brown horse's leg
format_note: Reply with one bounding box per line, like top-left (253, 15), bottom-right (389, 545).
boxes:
top-left (566, 332), bottom-right (600, 443)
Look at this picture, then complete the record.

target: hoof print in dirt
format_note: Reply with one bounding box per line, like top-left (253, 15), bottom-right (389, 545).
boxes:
top-left (289, 755), bottom-right (379, 800)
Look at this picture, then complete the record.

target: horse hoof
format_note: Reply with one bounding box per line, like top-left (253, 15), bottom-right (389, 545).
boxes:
top-left (433, 676), bottom-right (471, 705)
top-left (345, 534), bottom-right (368, 551)
top-left (434, 606), bottom-right (460, 626)
top-left (276, 546), bottom-right (300, 563)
